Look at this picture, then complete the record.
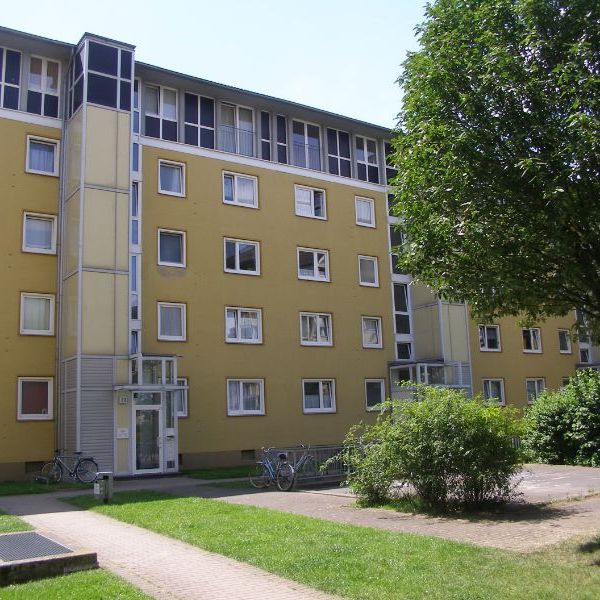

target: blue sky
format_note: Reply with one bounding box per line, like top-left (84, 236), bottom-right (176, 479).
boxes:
top-left (2, 0), bottom-right (428, 128)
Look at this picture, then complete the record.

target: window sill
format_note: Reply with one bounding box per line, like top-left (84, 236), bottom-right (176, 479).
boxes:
top-left (225, 339), bottom-right (263, 344)
top-left (224, 269), bottom-right (260, 276)
top-left (479, 348), bottom-right (502, 352)
top-left (523, 350), bottom-right (542, 354)
top-left (158, 261), bottom-right (186, 268)
top-left (158, 190), bottom-right (186, 198)
top-left (25, 168), bottom-right (58, 177)
top-left (303, 409), bottom-right (336, 414)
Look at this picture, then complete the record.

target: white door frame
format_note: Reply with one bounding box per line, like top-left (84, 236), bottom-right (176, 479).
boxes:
top-left (132, 394), bottom-right (164, 475)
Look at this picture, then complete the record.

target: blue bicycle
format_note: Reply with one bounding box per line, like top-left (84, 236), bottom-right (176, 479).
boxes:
top-left (249, 447), bottom-right (295, 491)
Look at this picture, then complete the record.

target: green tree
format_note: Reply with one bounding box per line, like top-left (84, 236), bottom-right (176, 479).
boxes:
top-left (391, 0), bottom-right (600, 335)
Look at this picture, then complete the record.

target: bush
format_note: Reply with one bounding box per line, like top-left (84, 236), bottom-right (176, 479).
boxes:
top-left (523, 369), bottom-right (600, 466)
top-left (338, 386), bottom-right (523, 510)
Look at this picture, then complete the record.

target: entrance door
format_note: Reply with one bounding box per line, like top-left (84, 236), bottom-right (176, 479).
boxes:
top-left (134, 392), bottom-right (163, 474)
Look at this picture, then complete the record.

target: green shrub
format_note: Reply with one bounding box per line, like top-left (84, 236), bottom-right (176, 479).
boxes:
top-left (338, 386), bottom-right (523, 510)
top-left (523, 369), bottom-right (600, 466)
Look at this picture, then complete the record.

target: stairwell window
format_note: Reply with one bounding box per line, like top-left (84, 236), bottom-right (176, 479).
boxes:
top-left (479, 325), bottom-right (501, 351)
top-left (522, 328), bottom-right (542, 353)
top-left (300, 312), bottom-right (332, 346)
top-left (26, 136), bottom-right (59, 176)
top-left (295, 185), bottom-right (326, 219)
top-left (20, 293), bottom-right (54, 336)
top-left (483, 379), bottom-right (505, 405)
top-left (17, 377), bottom-right (53, 421)
top-left (303, 380), bottom-right (335, 413)
top-left (227, 379), bottom-right (265, 416)
top-left (223, 172), bottom-right (258, 208)
top-left (158, 160), bottom-right (185, 197)
top-left (157, 302), bottom-right (186, 341)
top-left (297, 248), bottom-right (329, 282)
top-left (22, 212), bottom-right (57, 254)
top-left (224, 238), bottom-right (260, 275)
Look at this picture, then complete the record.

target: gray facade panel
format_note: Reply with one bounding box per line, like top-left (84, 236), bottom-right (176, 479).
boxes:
top-left (81, 357), bottom-right (114, 389)
top-left (64, 391), bottom-right (77, 453)
top-left (80, 390), bottom-right (114, 471)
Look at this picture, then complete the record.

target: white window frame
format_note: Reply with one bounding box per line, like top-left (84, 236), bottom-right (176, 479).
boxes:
top-left (157, 228), bottom-right (186, 268)
top-left (20, 292), bottom-right (55, 336)
top-left (365, 379), bottom-right (385, 411)
top-left (297, 247), bottom-right (330, 282)
top-left (158, 159), bottom-right (186, 197)
top-left (225, 306), bottom-right (263, 344)
top-left (291, 119), bottom-right (322, 170)
top-left (22, 212), bottom-right (57, 254)
top-left (355, 135), bottom-right (379, 182)
top-left (17, 376), bottom-right (53, 421)
top-left (227, 379), bottom-right (265, 416)
top-left (482, 378), bottom-right (505, 405)
top-left (224, 238), bottom-right (260, 275)
top-left (299, 312), bottom-right (333, 346)
top-left (26, 136), bottom-right (59, 176)
top-left (558, 329), bottom-right (572, 354)
top-left (358, 255), bottom-right (379, 287)
top-left (157, 302), bottom-right (187, 341)
top-left (222, 171), bottom-right (258, 208)
top-left (302, 379), bottom-right (336, 414)
top-left (355, 196), bottom-right (376, 228)
top-left (294, 185), bottom-right (327, 220)
top-left (478, 324), bottom-right (501, 352)
top-left (526, 378), bottom-right (545, 404)
top-left (176, 377), bottom-right (188, 418)
top-left (362, 316), bottom-right (383, 348)
top-left (522, 327), bottom-right (542, 353)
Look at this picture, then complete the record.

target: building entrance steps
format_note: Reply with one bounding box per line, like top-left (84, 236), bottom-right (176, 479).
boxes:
top-left (0, 494), bottom-right (338, 600)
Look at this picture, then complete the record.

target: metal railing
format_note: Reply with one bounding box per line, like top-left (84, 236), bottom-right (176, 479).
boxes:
top-left (272, 445), bottom-right (346, 486)
top-left (217, 125), bottom-right (255, 157)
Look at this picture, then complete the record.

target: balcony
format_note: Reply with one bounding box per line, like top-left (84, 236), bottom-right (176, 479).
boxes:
top-left (218, 125), bottom-right (255, 157)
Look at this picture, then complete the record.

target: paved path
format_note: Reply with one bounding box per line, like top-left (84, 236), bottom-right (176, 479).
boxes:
top-left (0, 493), bottom-right (338, 600)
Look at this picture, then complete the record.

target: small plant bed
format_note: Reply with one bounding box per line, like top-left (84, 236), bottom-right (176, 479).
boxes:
top-left (67, 491), bottom-right (599, 599)
top-left (1, 569), bottom-right (149, 599)
top-left (0, 480), bottom-right (90, 497)
top-left (182, 465), bottom-right (249, 480)
top-left (0, 510), bottom-right (32, 534)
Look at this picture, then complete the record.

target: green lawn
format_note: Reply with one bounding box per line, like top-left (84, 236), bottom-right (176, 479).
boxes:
top-left (0, 481), bottom-right (89, 497)
top-left (2, 569), bottom-right (149, 599)
top-left (182, 465), bottom-right (249, 479)
top-left (0, 510), bottom-right (32, 533)
top-left (68, 491), bottom-right (600, 600)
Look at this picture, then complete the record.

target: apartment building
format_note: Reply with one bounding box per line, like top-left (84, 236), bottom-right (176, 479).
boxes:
top-left (0, 26), bottom-right (594, 479)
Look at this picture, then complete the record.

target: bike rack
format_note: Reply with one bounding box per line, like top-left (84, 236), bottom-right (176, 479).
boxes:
top-left (271, 445), bottom-right (348, 487)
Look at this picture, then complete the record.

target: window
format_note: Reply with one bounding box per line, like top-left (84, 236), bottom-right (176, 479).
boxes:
top-left (20, 293), bottom-right (54, 335)
top-left (303, 379), bottom-right (335, 413)
top-left (294, 185), bottom-right (326, 219)
top-left (157, 302), bottom-right (186, 341)
top-left (0, 47), bottom-right (21, 110)
top-left (292, 120), bottom-right (321, 170)
top-left (219, 103), bottom-right (254, 156)
top-left (26, 136), bottom-right (59, 176)
top-left (297, 248), bottom-right (329, 281)
top-left (184, 92), bottom-right (215, 148)
top-left (224, 238), bottom-right (260, 275)
top-left (22, 212), bottom-right (57, 254)
top-left (580, 348), bottom-right (591, 363)
top-left (483, 379), bottom-right (505, 404)
top-left (145, 85), bottom-right (178, 141)
top-left (17, 377), bottom-right (53, 420)
top-left (158, 229), bottom-right (186, 267)
top-left (300, 312), bottom-right (332, 346)
top-left (355, 136), bottom-right (379, 183)
top-left (384, 141), bottom-right (398, 185)
top-left (175, 377), bottom-right (188, 417)
top-left (227, 379), bottom-right (264, 416)
top-left (394, 283), bottom-right (411, 335)
top-left (27, 56), bottom-right (60, 118)
top-left (558, 329), bottom-right (571, 354)
top-left (223, 172), bottom-right (258, 208)
top-left (358, 255), bottom-right (379, 287)
top-left (389, 225), bottom-right (406, 275)
top-left (260, 111), bottom-right (271, 160)
top-left (355, 197), bottom-right (375, 227)
top-left (560, 377), bottom-right (570, 389)
top-left (158, 160), bottom-right (185, 196)
top-left (327, 128), bottom-right (351, 177)
top-left (87, 42), bottom-right (132, 111)
top-left (133, 79), bottom-right (140, 134)
top-left (396, 342), bottom-right (412, 360)
top-left (225, 307), bottom-right (262, 343)
top-left (67, 47), bottom-right (84, 117)
top-left (526, 378), bottom-right (545, 403)
top-left (365, 379), bottom-right (385, 411)
top-left (522, 328), bottom-right (542, 353)
top-left (362, 316), bottom-right (383, 348)
top-left (276, 115), bottom-right (287, 163)
top-left (131, 182), bottom-right (140, 250)
top-left (479, 325), bottom-right (501, 351)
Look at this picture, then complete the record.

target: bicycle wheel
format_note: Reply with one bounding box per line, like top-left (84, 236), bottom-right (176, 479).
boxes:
top-left (276, 463), bottom-right (295, 491)
top-left (40, 461), bottom-right (62, 483)
top-left (248, 463), bottom-right (270, 488)
top-left (75, 459), bottom-right (99, 483)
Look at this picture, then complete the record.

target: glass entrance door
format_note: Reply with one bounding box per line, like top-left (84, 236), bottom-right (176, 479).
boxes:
top-left (135, 408), bottom-right (161, 472)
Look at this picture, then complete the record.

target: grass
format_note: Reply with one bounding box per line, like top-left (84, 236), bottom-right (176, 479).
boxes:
top-left (2, 569), bottom-right (150, 599)
top-left (0, 480), bottom-right (89, 496)
top-left (182, 465), bottom-right (249, 479)
top-left (0, 510), bottom-right (32, 533)
top-left (68, 491), bottom-right (600, 600)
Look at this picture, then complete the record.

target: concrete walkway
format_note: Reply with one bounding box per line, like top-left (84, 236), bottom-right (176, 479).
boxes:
top-left (0, 493), bottom-right (338, 600)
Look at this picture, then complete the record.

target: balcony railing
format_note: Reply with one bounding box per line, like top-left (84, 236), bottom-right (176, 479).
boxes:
top-left (291, 142), bottom-right (322, 171)
top-left (218, 125), bottom-right (255, 157)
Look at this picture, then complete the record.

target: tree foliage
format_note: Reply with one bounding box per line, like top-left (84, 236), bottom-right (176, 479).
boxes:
top-left (391, 0), bottom-right (600, 335)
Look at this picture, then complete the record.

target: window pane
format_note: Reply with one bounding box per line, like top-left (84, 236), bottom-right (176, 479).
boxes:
top-left (225, 241), bottom-right (236, 270)
top-left (25, 216), bottom-right (53, 249)
top-left (21, 381), bottom-right (49, 415)
top-left (363, 318), bottom-right (380, 345)
top-left (29, 141), bottom-right (55, 173)
top-left (120, 50), bottom-right (132, 79)
top-left (46, 60), bottom-right (60, 92)
top-left (87, 73), bottom-right (118, 108)
top-left (29, 57), bottom-right (42, 89)
top-left (160, 164), bottom-right (182, 194)
top-left (200, 97), bottom-right (214, 128)
top-left (226, 309), bottom-right (238, 339)
top-left (120, 81), bottom-right (131, 111)
top-left (184, 92), bottom-right (198, 124)
top-left (322, 382), bottom-right (333, 408)
top-left (366, 139), bottom-right (377, 164)
top-left (397, 343), bottom-right (411, 360)
top-left (395, 314), bottom-right (411, 335)
top-left (160, 305), bottom-right (182, 337)
top-left (304, 382), bottom-right (320, 409)
top-left (88, 42), bottom-right (118, 76)
top-left (228, 381), bottom-right (240, 412)
top-left (298, 251), bottom-right (314, 277)
top-left (242, 382), bottom-right (261, 411)
top-left (223, 175), bottom-right (234, 202)
top-left (360, 258), bottom-right (376, 284)
top-left (356, 199), bottom-right (372, 224)
top-left (240, 311), bottom-right (259, 340)
top-left (366, 381), bottom-right (382, 408)
top-left (327, 128), bottom-right (338, 155)
top-left (302, 315), bottom-right (317, 342)
top-left (5, 50), bottom-right (21, 85)
top-left (27, 91), bottom-right (42, 114)
top-left (238, 243), bottom-right (256, 271)
top-left (316, 253), bottom-right (327, 278)
top-left (236, 177), bottom-right (255, 205)
top-left (163, 89), bottom-right (177, 120)
top-left (23, 296), bottom-right (51, 331)
top-left (318, 315), bottom-right (330, 342)
top-left (394, 284), bottom-right (408, 312)
top-left (486, 327), bottom-right (499, 349)
top-left (160, 232), bottom-right (183, 264)
top-left (44, 94), bottom-right (59, 117)
top-left (295, 188), bottom-right (312, 216)
top-left (313, 191), bottom-right (324, 216)
top-left (338, 132), bottom-right (350, 158)
top-left (145, 85), bottom-right (159, 115)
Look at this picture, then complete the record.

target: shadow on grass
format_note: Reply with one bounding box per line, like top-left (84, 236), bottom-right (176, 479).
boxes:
top-left (577, 535), bottom-right (600, 566)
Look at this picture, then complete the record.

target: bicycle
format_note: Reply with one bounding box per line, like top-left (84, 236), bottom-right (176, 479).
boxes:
top-left (248, 447), bottom-right (295, 491)
top-left (280, 444), bottom-right (316, 491)
top-left (40, 450), bottom-right (99, 484)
